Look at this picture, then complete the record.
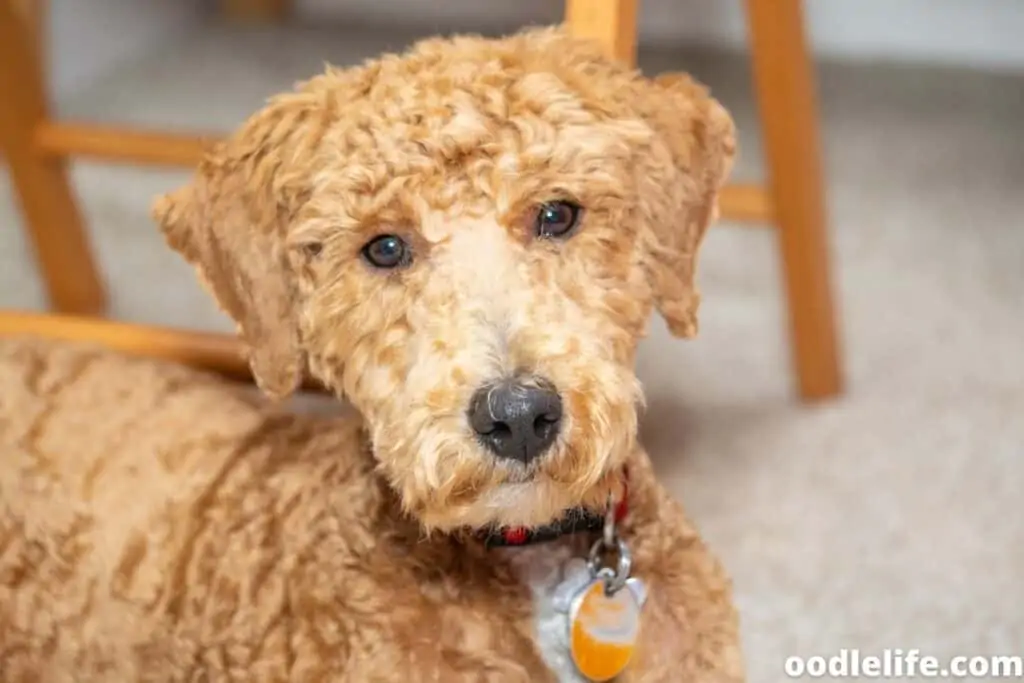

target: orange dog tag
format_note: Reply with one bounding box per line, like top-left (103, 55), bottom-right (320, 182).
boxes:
top-left (569, 574), bottom-right (647, 681)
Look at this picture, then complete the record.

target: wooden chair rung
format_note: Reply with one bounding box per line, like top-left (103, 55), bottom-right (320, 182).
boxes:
top-left (34, 122), bottom-right (212, 167)
top-left (0, 310), bottom-right (327, 392)
top-left (719, 184), bottom-right (774, 224)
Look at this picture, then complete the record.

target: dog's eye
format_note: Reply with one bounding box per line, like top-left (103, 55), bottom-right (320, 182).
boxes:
top-left (534, 200), bottom-right (582, 239)
top-left (362, 234), bottom-right (410, 269)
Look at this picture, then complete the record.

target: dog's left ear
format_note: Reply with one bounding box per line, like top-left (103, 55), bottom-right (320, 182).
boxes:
top-left (152, 94), bottom-right (321, 399)
top-left (634, 73), bottom-right (737, 338)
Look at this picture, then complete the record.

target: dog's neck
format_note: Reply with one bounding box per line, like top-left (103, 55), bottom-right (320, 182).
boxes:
top-left (378, 477), bottom-right (630, 558)
top-left (476, 470), bottom-right (629, 548)
top-left (344, 421), bottom-right (631, 553)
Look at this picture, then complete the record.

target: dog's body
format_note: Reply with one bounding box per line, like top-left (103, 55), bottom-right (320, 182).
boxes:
top-left (1, 26), bottom-right (744, 682)
top-left (0, 339), bottom-right (740, 682)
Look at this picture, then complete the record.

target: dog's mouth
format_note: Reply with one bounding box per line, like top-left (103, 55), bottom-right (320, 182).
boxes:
top-left (495, 462), bottom-right (542, 484)
top-left (470, 469), bottom-right (629, 547)
top-left (417, 465), bottom-right (623, 534)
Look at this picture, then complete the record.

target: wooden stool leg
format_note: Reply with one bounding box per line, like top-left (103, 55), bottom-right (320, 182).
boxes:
top-left (564, 0), bottom-right (638, 65)
top-left (745, 0), bottom-right (843, 401)
top-left (220, 0), bottom-right (291, 22)
top-left (11, 0), bottom-right (44, 67)
top-left (0, 0), bottom-right (105, 315)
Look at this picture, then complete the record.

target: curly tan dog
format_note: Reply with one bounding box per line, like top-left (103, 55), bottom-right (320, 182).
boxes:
top-left (0, 26), bottom-right (742, 682)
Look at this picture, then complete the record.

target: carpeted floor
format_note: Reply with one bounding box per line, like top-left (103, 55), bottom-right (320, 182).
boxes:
top-left (1, 22), bottom-right (1021, 682)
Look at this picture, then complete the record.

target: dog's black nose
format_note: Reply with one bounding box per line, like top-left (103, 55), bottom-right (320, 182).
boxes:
top-left (468, 378), bottom-right (562, 465)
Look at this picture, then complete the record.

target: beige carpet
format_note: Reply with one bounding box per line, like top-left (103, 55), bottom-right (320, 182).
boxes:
top-left (1, 22), bottom-right (1021, 682)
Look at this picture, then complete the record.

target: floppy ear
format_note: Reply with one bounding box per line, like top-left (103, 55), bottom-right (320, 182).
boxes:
top-left (152, 94), bottom-right (322, 399)
top-left (635, 73), bottom-right (737, 338)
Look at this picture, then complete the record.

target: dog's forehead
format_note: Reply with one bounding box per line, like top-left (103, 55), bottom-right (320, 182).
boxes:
top-left (306, 33), bottom-right (648, 179)
top-left (329, 29), bottom-right (612, 120)
top-left (323, 68), bottom-right (605, 164)
top-left (285, 29), bottom-right (665, 249)
top-left (297, 40), bottom-right (653, 237)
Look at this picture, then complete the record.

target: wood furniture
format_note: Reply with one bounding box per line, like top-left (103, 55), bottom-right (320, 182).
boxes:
top-left (0, 0), bottom-right (843, 400)
top-left (0, 309), bottom-right (258, 384)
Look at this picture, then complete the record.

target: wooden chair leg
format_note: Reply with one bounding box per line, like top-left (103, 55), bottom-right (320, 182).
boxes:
top-left (745, 0), bottom-right (843, 401)
top-left (564, 0), bottom-right (638, 66)
top-left (0, 0), bottom-right (105, 315)
top-left (220, 0), bottom-right (291, 22)
top-left (11, 0), bottom-right (44, 68)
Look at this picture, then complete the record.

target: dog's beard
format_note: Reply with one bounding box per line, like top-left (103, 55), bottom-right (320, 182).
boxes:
top-left (374, 395), bottom-right (638, 533)
top-left (468, 474), bottom-right (620, 529)
top-left (408, 470), bottom-right (620, 532)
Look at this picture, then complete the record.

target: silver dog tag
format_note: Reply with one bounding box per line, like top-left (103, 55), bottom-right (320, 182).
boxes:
top-left (553, 540), bottom-right (648, 682)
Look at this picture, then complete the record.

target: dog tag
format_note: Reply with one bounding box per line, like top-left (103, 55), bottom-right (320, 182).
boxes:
top-left (568, 572), bottom-right (647, 681)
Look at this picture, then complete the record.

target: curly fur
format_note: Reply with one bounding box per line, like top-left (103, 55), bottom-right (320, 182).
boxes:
top-left (0, 26), bottom-right (742, 682)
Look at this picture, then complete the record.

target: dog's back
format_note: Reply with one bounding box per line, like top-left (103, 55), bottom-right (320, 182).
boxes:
top-left (0, 337), bottom-right (743, 682)
top-left (0, 337), bottom-right (389, 681)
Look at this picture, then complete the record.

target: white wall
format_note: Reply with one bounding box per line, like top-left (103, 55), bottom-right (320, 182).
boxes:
top-left (792, 0), bottom-right (1024, 69)
top-left (44, 0), bottom-right (1024, 103)
top-left (299, 0), bottom-right (1024, 71)
top-left (47, 0), bottom-right (208, 100)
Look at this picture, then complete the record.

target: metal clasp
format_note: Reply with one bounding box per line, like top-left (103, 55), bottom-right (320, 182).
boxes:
top-left (586, 494), bottom-right (632, 596)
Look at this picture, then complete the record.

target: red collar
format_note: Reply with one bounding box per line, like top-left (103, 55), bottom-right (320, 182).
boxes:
top-left (482, 469), bottom-right (629, 548)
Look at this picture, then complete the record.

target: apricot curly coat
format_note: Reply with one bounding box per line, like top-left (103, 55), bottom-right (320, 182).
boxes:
top-left (0, 26), bottom-right (743, 682)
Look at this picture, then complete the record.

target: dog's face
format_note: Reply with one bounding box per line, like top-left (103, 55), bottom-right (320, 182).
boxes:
top-left (154, 28), bottom-right (735, 532)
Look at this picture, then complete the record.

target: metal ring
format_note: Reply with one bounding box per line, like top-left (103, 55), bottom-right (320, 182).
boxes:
top-left (587, 536), bottom-right (633, 595)
top-left (602, 495), bottom-right (617, 548)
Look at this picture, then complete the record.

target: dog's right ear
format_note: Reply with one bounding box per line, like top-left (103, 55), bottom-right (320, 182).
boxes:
top-left (152, 94), bottom-right (323, 399)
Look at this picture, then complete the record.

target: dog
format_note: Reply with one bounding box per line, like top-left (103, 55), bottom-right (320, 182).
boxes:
top-left (0, 26), bottom-right (742, 682)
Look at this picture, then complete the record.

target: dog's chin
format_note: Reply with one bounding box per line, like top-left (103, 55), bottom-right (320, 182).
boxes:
top-left (416, 474), bottom-right (618, 533)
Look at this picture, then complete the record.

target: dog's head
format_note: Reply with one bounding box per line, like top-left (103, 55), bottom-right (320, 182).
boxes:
top-left (154, 27), bottom-right (735, 532)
